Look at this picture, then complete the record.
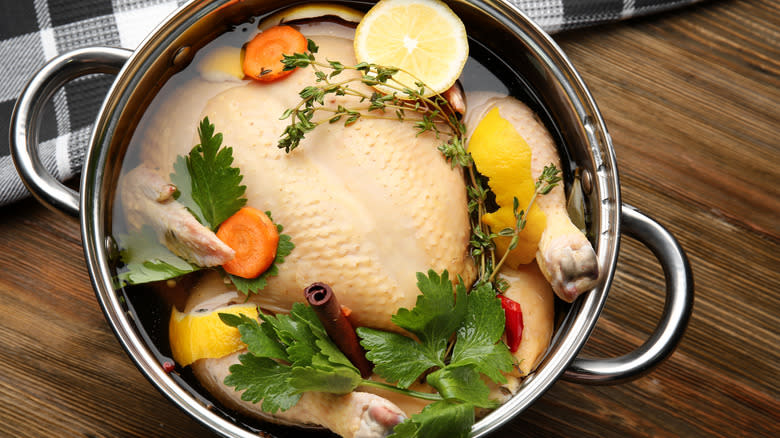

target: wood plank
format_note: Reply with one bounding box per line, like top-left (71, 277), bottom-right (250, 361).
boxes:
top-left (0, 200), bottom-right (214, 437)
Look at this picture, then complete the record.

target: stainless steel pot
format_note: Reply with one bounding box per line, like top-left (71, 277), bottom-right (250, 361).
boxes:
top-left (10, 1), bottom-right (694, 436)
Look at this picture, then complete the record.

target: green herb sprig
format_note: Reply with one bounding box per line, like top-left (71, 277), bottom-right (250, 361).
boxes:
top-left (117, 118), bottom-right (294, 294)
top-left (221, 270), bottom-right (513, 438)
top-left (488, 164), bottom-right (562, 284)
top-left (171, 117), bottom-right (247, 230)
top-left (277, 40), bottom-right (466, 163)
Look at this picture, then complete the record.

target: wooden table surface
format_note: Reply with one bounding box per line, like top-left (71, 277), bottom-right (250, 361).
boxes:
top-left (1, 0), bottom-right (778, 437)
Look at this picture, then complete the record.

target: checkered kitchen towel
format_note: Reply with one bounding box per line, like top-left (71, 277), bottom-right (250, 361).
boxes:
top-left (0, 0), bottom-right (699, 207)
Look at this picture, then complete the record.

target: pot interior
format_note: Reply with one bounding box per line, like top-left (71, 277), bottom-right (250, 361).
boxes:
top-left (80, 1), bottom-right (620, 437)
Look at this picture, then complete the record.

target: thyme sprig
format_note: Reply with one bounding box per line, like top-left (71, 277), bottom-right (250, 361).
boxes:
top-left (277, 39), bottom-right (561, 288)
top-left (278, 40), bottom-right (465, 161)
top-left (488, 165), bottom-right (562, 284)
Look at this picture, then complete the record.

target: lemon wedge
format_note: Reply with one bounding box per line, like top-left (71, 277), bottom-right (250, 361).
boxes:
top-left (354, 0), bottom-right (468, 96)
top-left (469, 107), bottom-right (547, 266)
top-left (169, 304), bottom-right (258, 367)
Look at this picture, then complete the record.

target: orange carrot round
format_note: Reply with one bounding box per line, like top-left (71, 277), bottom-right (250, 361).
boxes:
top-left (242, 25), bottom-right (307, 82)
top-left (216, 207), bottom-right (279, 278)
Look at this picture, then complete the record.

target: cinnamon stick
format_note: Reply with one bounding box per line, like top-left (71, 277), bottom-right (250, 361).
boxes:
top-left (304, 282), bottom-right (373, 378)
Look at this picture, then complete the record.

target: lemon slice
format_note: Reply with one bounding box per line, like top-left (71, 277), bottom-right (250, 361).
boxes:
top-left (258, 3), bottom-right (365, 31)
top-left (469, 107), bottom-right (547, 266)
top-left (354, 0), bottom-right (468, 96)
top-left (169, 303), bottom-right (258, 367)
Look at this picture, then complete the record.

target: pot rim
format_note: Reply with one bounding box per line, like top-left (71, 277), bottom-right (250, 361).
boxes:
top-left (79, 1), bottom-right (620, 437)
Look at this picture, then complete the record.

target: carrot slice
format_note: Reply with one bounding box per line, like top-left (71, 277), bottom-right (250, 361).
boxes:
top-left (242, 25), bottom-right (307, 82)
top-left (216, 207), bottom-right (280, 278)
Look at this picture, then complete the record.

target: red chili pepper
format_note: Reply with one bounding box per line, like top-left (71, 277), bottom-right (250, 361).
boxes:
top-left (500, 295), bottom-right (524, 353)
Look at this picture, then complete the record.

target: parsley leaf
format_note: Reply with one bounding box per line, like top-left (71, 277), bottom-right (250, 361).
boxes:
top-left (221, 302), bottom-right (362, 414)
top-left (221, 307), bottom-right (362, 395)
top-left (357, 270), bottom-right (471, 388)
top-left (357, 270), bottom-right (511, 424)
top-left (426, 365), bottom-right (496, 408)
top-left (389, 401), bottom-right (475, 438)
top-left (287, 303), bottom-right (359, 373)
top-left (170, 154), bottom-right (198, 221)
top-left (170, 117), bottom-right (246, 230)
top-left (356, 327), bottom-right (441, 388)
top-left (223, 270), bottom-right (511, 438)
top-left (119, 259), bottom-right (196, 285)
top-left (224, 354), bottom-right (301, 413)
top-left (229, 219), bottom-right (294, 295)
top-left (391, 270), bottom-right (468, 360)
top-left (260, 311), bottom-right (318, 365)
top-left (450, 282), bottom-right (514, 383)
top-left (219, 312), bottom-right (288, 361)
top-left (116, 225), bottom-right (198, 285)
top-left (288, 366), bottom-right (362, 394)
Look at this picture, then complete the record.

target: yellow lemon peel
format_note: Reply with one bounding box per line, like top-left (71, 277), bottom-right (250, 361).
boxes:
top-left (169, 303), bottom-right (258, 367)
top-left (469, 107), bottom-right (546, 266)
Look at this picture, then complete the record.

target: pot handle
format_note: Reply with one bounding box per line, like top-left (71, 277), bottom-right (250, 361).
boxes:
top-left (563, 205), bottom-right (694, 384)
top-left (10, 47), bottom-right (132, 218)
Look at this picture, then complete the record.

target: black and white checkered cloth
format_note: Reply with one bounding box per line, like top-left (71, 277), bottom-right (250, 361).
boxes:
top-left (0, 0), bottom-right (698, 207)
